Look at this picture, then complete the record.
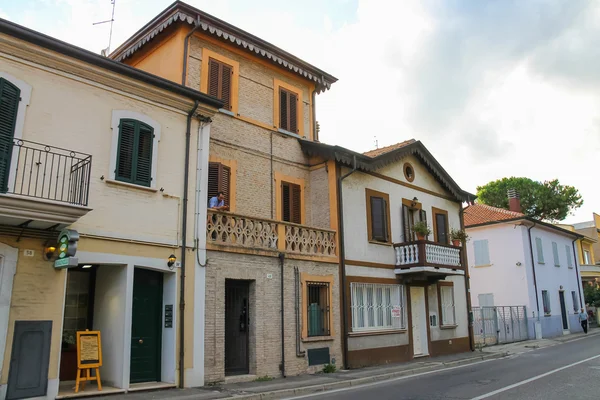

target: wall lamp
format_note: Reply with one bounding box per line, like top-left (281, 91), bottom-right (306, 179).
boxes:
top-left (43, 245), bottom-right (56, 261)
top-left (168, 254), bottom-right (177, 269)
top-left (411, 197), bottom-right (419, 208)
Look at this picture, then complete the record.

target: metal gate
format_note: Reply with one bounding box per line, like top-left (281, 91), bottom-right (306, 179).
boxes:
top-left (473, 306), bottom-right (528, 347)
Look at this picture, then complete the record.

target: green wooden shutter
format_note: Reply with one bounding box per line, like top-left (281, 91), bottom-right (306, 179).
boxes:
top-left (116, 119), bottom-right (153, 187)
top-left (134, 122), bottom-right (153, 186)
top-left (0, 78), bottom-right (20, 193)
top-left (116, 119), bottom-right (136, 183)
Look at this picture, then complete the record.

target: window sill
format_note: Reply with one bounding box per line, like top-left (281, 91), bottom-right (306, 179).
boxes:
top-left (105, 179), bottom-right (158, 193)
top-left (544, 313), bottom-right (552, 317)
top-left (568, 266), bottom-right (574, 269)
top-left (218, 108), bottom-right (235, 117)
top-left (368, 240), bottom-right (392, 247)
top-left (473, 264), bottom-right (492, 268)
top-left (277, 128), bottom-right (305, 140)
top-left (554, 265), bottom-right (561, 268)
top-left (439, 324), bottom-right (458, 330)
top-left (349, 329), bottom-right (407, 337)
top-left (538, 262), bottom-right (545, 265)
top-left (302, 336), bottom-right (335, 343)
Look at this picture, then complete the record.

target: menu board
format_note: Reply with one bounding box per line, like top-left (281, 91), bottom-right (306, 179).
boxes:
top-left (77, 330), bottom-right (102, 368)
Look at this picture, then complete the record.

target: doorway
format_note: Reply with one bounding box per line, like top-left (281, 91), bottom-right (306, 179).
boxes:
top-left (410, 286), bottom-right (429, 357)
top-left (130, 268), bottom-right (163, 383)
top-left (559, 291), bottom-right (569, 331)
top-left (225, 280), bottom-right (250, 375)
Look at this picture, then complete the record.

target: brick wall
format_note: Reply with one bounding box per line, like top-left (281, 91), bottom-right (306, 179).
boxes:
top-left (204, 250), bottom-right (342, 383)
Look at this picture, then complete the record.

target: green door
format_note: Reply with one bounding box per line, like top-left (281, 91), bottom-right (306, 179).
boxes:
top-left (130, 268), bottom-right (163, 383)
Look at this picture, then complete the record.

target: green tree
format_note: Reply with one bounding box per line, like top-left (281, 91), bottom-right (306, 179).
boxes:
top-left (476, 177), bottom-right (583, 222)
top-left (584, 285), bottom-right (600, 308)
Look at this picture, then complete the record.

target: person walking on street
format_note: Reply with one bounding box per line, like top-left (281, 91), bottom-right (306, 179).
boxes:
top-left (579, 308), bottom-right (588, 334)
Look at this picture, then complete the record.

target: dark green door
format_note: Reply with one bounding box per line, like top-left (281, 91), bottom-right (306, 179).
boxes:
top-left (0, 78), bottom-right (20, 193)
top-left (130, 268), bottom-right (163, 383)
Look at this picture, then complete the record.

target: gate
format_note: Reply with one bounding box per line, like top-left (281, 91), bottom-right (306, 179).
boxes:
top-left (473, 306), bottom-right (528, 347)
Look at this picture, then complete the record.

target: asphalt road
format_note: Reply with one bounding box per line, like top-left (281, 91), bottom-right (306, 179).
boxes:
top-left (288, 334), bottom-right (600, 400)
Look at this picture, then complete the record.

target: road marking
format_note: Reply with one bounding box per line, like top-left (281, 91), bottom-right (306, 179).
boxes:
top-left (470, 354), bottom-right (600, 400)
top-left (283, 359), bottom-right (498, 399)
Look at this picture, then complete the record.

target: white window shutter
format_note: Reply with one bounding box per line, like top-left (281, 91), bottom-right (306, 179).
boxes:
top-left (565, 245), bottom-right (573, 268)
top-left (552, 242), bottom-right (560, 266)
top-left (535, 237), bottom-right (544, 263)
top-left (474, 239), bottom-right (490, 266)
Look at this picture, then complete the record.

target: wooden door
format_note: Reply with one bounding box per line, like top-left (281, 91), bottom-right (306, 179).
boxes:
top-left (410, 286), bottom-right (429, 356)
top-left (225, 280), bottom-right (250, 375)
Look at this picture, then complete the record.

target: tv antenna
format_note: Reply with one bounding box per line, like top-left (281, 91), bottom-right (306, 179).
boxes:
top-left (374, 136), bottom-right (378, 149)
top-left (93, 0), bottom-right (116, 56)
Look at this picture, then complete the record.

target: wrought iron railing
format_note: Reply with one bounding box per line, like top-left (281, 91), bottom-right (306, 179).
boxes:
top-left (2, 139), bottom-right (92, 206)
top-left (393, 240), bottom-right (462, 270)
top-left (206, 210), bottom-right (337, 257)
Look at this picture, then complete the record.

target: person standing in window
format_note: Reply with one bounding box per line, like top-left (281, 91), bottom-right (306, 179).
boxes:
top-left (209, 191), bottom-right (229, 211)
top-left (579, 308), bottom-right (588, 334)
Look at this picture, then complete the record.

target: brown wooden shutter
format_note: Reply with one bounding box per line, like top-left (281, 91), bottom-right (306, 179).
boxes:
top-left (370, 197), bottom-right (387, 242)
top-left (208, 162), bottom-right (220, 202)
top-left (221, 63), bottom-right (232, 110)
top-left (208, 59), bottom-right (220, 98)
top-left (279, 88), bottom-right (288, 131)
top-left (207, 162), bottom-right (231, 206)
top-left (402, 205), bottom-right (411, 242)
top-left (282, 182), bottom-right (301, 223)
top-left (221, 165), bottom-right (231, 206)
top-left (282, 182), bottom-right (291, 222)
top-left (289, 92), bottom-right (298, 133)
top-left (291, 183), bottom-right (301, 224)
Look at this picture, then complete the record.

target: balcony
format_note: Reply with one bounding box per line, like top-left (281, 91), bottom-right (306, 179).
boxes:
top-left (206, 210), bottom-right (337, 260)
top-left (0, 138), bottom-right (92, 232)
top-left (394, 240), bottom-right (464, 277)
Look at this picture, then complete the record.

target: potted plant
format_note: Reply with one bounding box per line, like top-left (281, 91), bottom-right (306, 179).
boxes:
top-left (412, 221), bottom-right (431, 241)
top-left (450, 228), bottom-right (469, 246)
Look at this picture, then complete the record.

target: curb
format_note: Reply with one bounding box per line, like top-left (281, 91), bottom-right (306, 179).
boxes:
top-left (225, 352), bottom-right (509, 400)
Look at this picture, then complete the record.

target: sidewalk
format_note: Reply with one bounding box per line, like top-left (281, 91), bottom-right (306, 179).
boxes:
top-left (89, 329), bottom-right (599, 400)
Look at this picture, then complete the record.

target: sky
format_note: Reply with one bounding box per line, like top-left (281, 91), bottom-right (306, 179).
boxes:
top-left (1, 0), bottom-right (598, 224)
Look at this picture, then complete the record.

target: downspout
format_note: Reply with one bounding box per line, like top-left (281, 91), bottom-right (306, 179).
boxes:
top-left (271, 132), bottom-right (274, 219)
top-left (179, 100), bottom-right (199, 388)
top-left (527, 221), bottom-right (541, 338)
top-left (279, 252), bottom-right (286, 377)
top-left (295, 267), bottom-right (305, 357)
top-left (572, 238), bottom-right (583, 309)
top-left (337, 155), bottom-right (357, 369)
top-left (182, 16), bottom-right (202, 85)
top-left (459, 203), bottom-right (474, 351)
top-left (311, 88), bottom-right (317, 142)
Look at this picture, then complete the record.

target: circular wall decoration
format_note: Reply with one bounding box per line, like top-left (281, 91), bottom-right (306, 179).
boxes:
top-left (403, 162), bottom-right (415, 182)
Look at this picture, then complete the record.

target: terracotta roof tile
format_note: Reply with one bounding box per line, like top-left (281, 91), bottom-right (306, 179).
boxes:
top-left (464, 204), bottom-right (525, 227)
top-left (363, 139), bottom-right (416, 158)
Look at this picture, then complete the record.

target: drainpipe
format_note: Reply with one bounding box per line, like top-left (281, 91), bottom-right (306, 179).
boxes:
top-left (179, 100), bottom-right (199, 388)
top-left (337, 155), bottom-right (357, 369)
top-left (294, 267), bottom-right (305, 357)
top-left (311, 89), bottom-right (317, 142)
top-left (459, 203), bottom-right (474, 351)
top-left (279, 252), bottom-right (286, 377)
top-left (182, 16), bottom-right (202, 86)
top-left (527, 221), bottom-right (542, 339)
top-left (572, 238), bottom-right (583, 309)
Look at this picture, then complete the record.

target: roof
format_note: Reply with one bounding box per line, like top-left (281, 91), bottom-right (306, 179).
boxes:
top-left (299, 139), bottom-right (475, 202)
top-left (0, 18), bottom-right (223, 110)
top-left (464, 204), bottom-right (584, 239)
top-left (464, 204), bottom-right (524, 226)
top-left (573, 220), bottom-right (595, 229)
top-left (363, 140), bottom-right (416, 158)
top-left (110, 1), bottom-right (337, 92)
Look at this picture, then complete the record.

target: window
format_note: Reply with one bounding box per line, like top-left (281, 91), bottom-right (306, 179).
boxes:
top-left (584, 250), bottom-right (591, 265)
top-left (279, 88), bottom-right (298, 133)
top-left (403, 162), bottom-right (415, 182)
top-left (401, 200), bottom-right (426, 242)
top-left (208, 58), bottom-right (233, 110)
top-left (306, 281), bottom-right (330, 337)
top-left (432, 207), bottom-right (449, 245)
top-left (116, 119), bottom-right (154, 187)
top-left (535, 237), bottom-right (545, 264)
top-left (542, 290), bottom-right (551, 315)
top-left (571, 291), bottom-right (578, 313)
top-left (566, 245), bottom-right (573, 268)
top-left (438, 282), bottom-right (456, 326)
top-left (282, 181), bottom-right (301, 224)
top-left (0, 78), bottom-right (20, 193)
top-left (62, 270), bottom-right (94, 347)
top-left (473, 240), bottom-right (490, 266)
top-left (208, 162), bottom-right (231, 207)
top-left (350, 282), bottom-right (406, 331)
top-left (552, 242), bottom-right (560, 267)
top-left (366, 189), bottom-right (391, 243)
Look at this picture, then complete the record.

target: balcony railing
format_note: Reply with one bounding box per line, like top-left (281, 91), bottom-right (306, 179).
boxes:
top-left (207, 210), bottom-right (337, 258)
top-left (3, 138), bottom-right (92, 206)
top-left (394, 240), bottom-right (463, 270)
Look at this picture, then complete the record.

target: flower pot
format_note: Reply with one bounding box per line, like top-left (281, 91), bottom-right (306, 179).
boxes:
top-left (416, 233), bottom-right (425, 241)
top-left (452, 239), bottom-right (461, 246)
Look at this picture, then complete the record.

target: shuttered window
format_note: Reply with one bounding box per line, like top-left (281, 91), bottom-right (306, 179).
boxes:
top-left (439, 284), bottom-right (456, 326)
top-left (279, 88), bottom-right (298, 133)
top-left (542, 290), bottom-right (551, 314)
top-left (566, 245), bottom-right (573, 268)
top-left (552, 242), bottom-right (560, 267)
top-left (207, 162), bottom-right (231, 206)
top-left (433, 209), bottom-right (448, 244)
top-left (473, 239), bottom-right (490, 266)
top-left (207, 58), bottom-right (233, 110)
top-left (370, 197), bottom-right (388, 242)
top-left (282, 181), bottom-right (301, 224)
top-left (0, 78), bottom-right (19, 193)
top-left (401, 205), bottom-right (426, 242)
top-left (535, 237), bottom-right (545, 264)
top-left (116, 119), bottom-right (154, 187)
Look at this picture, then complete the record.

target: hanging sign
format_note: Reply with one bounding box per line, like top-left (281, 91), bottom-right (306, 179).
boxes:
top-left (54, 229), bottom-right (79, 269)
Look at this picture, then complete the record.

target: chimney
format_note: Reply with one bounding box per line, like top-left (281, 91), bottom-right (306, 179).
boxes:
top-left (507, 189), bottom-right (521, 213)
